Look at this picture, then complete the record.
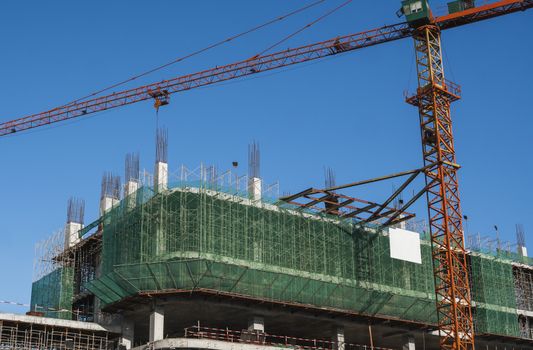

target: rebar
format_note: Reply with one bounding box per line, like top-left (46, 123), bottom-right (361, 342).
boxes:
top-left (125, 152), bottom-right (140, 182)
top-left (101, 172), bottom-right (121, 200)
top-left (248, 141), bottom-right (260, 178)
top-left (516, 224), bottom-right (526, 248)
top-left (156, 127), bottom-right (168, 163)
top-left (66, 197), bottom-right (85, 224)
top-left (324, 167), bottom-right (336, 189)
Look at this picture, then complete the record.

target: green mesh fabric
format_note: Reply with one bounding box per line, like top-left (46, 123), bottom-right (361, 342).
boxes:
top-left (88, 258), bottom-right (436, 323)
top-left (84, 184), bottom-right (529, 336)
top-left (470, 255), bottom-right (520, 337)
top-left (30, 267), bottom-right (73, 319)
top-left (88, 186), bottom-right (436, 323)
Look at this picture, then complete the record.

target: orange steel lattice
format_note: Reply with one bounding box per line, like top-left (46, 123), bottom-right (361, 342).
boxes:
top-left (1, 1), bottom-right (531, 137)
top-left (406, 25), bottom-right (474, 350)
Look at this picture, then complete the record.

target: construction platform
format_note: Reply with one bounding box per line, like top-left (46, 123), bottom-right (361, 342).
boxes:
top-left (0, 312), bottom-right (113, 349)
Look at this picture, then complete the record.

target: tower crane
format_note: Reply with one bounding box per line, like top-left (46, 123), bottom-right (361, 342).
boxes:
top-left (1, 1), bottom-right (532, 349)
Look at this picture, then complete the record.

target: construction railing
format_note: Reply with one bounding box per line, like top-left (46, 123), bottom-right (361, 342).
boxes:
top-left (184, 324), bottom-right (393, 350)
top-left (0, 324), bottom-right (109, 350)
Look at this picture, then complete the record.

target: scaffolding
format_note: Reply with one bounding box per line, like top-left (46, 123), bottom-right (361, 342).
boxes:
top-left (514, 266), bottom-right (533, 312)
top-left (0, 320), bottom-right (109, 350)
top-left (31, 227), bottom-right (102, 321)
top-left (71, 233), bottom-right (102, 322)
top-left (514, 266), bottom-right (533, 339)
top-left (31, 166), bottom-right (532, 339)
top-left (469, 253), bottom-right (520, 337)
top-left (466, 233), bottom-right (533, 265)
top-left (87, 180), bottom-right (436, 324)
top-left (31, 230), bottom-right (74, 319)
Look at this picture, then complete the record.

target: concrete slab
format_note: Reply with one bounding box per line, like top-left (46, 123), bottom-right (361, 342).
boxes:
top-left (132, 337), bottom-right (291, 350)
top-left (0, 312), bottom-right (108, 332)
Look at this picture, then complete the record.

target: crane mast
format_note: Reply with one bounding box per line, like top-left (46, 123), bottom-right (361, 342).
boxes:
top-left (406, 23), bottom-right (474, 350)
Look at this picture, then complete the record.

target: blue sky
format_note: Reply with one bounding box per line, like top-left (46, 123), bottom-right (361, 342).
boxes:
top-left (0, 1), bottom-right (531, 313)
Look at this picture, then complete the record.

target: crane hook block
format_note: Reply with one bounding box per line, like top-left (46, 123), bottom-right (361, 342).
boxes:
top-left (149, 89), bottom-right (170, 111)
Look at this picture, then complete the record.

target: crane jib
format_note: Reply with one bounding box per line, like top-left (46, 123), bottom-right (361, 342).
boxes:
top-left (0, 0), bottom-right (531, 137)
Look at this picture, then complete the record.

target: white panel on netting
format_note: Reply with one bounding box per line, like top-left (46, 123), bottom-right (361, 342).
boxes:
top-left (389, 228), bottom-right (422, 264)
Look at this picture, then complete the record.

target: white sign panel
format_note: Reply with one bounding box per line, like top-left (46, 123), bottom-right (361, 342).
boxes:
top-left (389, 228), bottom-right (422, 264)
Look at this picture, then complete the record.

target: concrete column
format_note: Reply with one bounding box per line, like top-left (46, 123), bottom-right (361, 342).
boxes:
top-left (120, 319), bottom-right (134, 349)
top-left (248, 177), bottom-right (262, 201)
top-left (64, 222), bottom-right (83, 248)
top-left (247, 316), bottom-right (265, 332)
top-left (154, 163), bottom-right (168, 255)
top-left (518, 245), bottom-right (528, 257)
top-left (149, 305), bottom-right (165, 342)
top-left (399, 214), bottom-right (407, 230)
top-left (332, 326), bottom-right (345, 350)
top-left (124, 180), bottom-right (139, 210)
top-left (99, 196), bottom-right (114, 217)
top-left (402, 335), bottom-right (415, 350)
top-left (154, 162), bottom-right (168, 193)
top-left (124, 180), bottom-right (139, 196)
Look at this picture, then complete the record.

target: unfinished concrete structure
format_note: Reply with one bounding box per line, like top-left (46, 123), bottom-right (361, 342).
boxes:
top-left (29, 141), bottom-right (533, 350)
top-left (0, 312), bottom-right (111, 350)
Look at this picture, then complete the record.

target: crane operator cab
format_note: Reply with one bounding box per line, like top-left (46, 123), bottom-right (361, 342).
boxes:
top-left (447, 0), bottom-right (476, 13)
top-left (400, 0), bottom-right (432, 27)
top-left (399, 0), bottom-right (477, 27)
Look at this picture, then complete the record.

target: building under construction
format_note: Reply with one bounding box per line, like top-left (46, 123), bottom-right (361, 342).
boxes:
top-left (21, 134), bottom-right (532, 350)
top-left (0, 1), bottom-right (531, 350)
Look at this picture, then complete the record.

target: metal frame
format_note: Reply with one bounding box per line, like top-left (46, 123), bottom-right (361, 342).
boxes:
top-left (1, 0), bottom-right (531, 136)
top-left (280, 166), bottom-right (437, 226)
top-left (406, 25), bottom-right (474, 350)
top-left (0, 22), bottom-right (413, 136)
top-left (183, 323), bottom-right (394, 350)
top-left (282, 188), bottom-right (415, 225)
top-left (0, 319), bottom-right (110, 350)
top-left (436, 0), bottom-right (533, 29)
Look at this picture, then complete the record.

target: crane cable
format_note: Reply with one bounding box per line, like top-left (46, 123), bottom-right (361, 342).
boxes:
top-left (255, 0), bottom-right (354, 57)
top-left (0, 299), bottom-right (70, 313)
top-left (61, 0), bottom-right (328, 107)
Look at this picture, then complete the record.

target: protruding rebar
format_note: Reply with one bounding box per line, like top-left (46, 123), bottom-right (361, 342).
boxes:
top-left (66, 197), bottom-right (85, 224)
top-left (516, 224), bottom-right (526, 247)
top-left (324, 167), bottom-right (336, 189)
top-left (125, 152), bottom-right (140, 182)
top-left (101, 172), bottom-right (121, 200)
top-left (156, 127), bottom-right (168, 163)
top-left (248, 141), bottom-right (260, 179)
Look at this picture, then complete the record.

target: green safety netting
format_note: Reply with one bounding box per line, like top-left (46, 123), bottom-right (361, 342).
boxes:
top-left (470, 254), bottom-right (520, 337)
top-left (87, 185), bottom-right (436, 323)
top-left (30, 267), bottom-right (73, 319)
top-left (33, 181), bottom-right (529, 336)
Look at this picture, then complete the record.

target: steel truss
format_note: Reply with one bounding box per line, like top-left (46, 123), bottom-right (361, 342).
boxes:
top-left (1, 1), bottom-right (532, 137)
top-left (406, 25), bottom-right (474, 350)
top-left (280, 165), bottom-right (437, 226)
